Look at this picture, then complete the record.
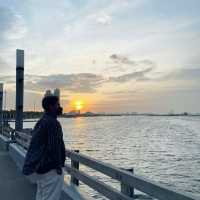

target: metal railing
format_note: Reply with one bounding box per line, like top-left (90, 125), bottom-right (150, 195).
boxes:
top-left (11, 131), bottom-right (200, 200)
top-left (15, 131), bottom-right (32, 149)
top-left (0, 125), bottom-right (14, 139)
top-left (65, 150), bottom-right (198, 200)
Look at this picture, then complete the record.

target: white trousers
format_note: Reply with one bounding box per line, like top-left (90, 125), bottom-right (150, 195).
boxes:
top-left (29, 169), bottom-right (64, 200)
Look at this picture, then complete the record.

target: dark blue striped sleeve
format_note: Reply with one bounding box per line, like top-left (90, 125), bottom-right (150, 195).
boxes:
top-left (22, 119), bottom-right (47, 175)
top-left (46, 120), bottom-right (62, 167)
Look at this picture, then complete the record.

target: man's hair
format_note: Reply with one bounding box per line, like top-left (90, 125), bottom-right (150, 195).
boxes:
top-left (42, 95), bottom-right (59, 111)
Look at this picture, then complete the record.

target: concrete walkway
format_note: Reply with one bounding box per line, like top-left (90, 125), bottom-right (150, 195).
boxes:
top-left (0, 144), bottom-right (36, 200)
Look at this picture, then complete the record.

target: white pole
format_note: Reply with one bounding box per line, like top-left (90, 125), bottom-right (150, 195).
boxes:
top-left (15, 49), bottom-right (24, 131)
top-left (4, 90), bottom-right (6, 111)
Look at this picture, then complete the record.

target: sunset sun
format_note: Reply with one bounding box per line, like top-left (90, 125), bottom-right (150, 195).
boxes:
top-left (74, 100), bottom-right (84, 111)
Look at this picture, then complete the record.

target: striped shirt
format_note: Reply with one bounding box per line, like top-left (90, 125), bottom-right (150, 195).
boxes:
top-left (22, 112), bottom-right (66, 175)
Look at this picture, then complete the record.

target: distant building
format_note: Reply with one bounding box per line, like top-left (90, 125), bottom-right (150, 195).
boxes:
top-left (85, 112), bottom-right (95, 116)
top-left (54, 88), bottom-right (60, 100)
top-left (66, 110), bottom-right (80, 116)
top-left (44, 90), bottom-right (52, 97)
top-left (44, 89), bottom-right (61, 102)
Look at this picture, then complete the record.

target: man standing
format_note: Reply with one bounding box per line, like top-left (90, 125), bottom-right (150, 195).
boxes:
top-left (23, 96), bottom-right (66, 200)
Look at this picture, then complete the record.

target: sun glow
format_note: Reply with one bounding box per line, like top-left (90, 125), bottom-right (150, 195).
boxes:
top-left (67, 94), bottom-right (102, 113)
top-left (74, 100), bottom-right (84, 111)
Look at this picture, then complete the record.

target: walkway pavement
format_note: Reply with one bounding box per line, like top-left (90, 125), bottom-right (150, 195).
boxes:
top-left (0, 144), bottom-right (36, 200)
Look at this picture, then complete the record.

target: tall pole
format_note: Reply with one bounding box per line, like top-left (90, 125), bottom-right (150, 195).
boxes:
top-left (0, 83), bottom-right (3, 133)
top-left (4, 90), bottom-right (6, 111)
top-left (4, 90), bottom-right (6, 123)
top-left (15, 49), bottom-right (24, 131)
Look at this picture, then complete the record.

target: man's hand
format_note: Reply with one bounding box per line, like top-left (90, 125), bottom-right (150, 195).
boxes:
top-left (56, 167), bottom-right (62, 175)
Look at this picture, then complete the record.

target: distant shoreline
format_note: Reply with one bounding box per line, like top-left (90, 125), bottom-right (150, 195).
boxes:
top-left (61, 113), bottom-right (200, 118)
top-left (3, 110), bottom-right (200, 121)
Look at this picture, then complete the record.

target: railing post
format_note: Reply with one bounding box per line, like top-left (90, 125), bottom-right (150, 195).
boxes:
top-left (121, 168), bottom-right (134, 198)
top-left (11, 130), bottom-right (15, 141)
top-left (71, 150), bottom-right (79, 186)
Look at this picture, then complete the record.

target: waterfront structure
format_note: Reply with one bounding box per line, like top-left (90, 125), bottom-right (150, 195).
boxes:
top-left (67, 110), bottom-right (80, 116)
top-left (44, 89), bottom-right (60, 99)
top-left (15, 49), bottom-right (24, 131)
top-left (44, 90), bottom-right (52, 97)
top-left (54, 88), bottom-right (60, 100)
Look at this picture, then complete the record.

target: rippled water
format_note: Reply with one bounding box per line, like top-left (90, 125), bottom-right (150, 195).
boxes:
top-left (22, 116), bottom-right (200, 198)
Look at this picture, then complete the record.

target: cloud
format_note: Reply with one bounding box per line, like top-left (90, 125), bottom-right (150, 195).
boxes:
top-left (110, 54), bottom-right (136, 65)
top-left (107, 54), bottom-right (157, 74)
top-left (2, 68), bottom-right (200, 113)
top-left (5, 14), bottom-right (27, 40)
top-left (6, 61), bottom-right (200, 96)
top-left (96, 12), bottom-right (112, 25)
top-left (109, 67), bottom-right (153, 83)
top-left (0, 73), bottom-right (104, 93)
top-left (109, 54), bottom-right (156, 67)
top-left (0, 7), bottom-right (27, 74)
top-left (0, 6), bottom-right (27, 44)
top-left (0, 75), bottom-right (15, 84)
top-left (24, 73), bottom-right (105, 93)
top-left (162, 67), bottom-right (200, 81)
top-left (106, 54), bottom-right (156, 82)
top-left (0, 57), bottom-right (11, 74)
top-left (0, 7), bottom-right (13, 43)
top-left (102, 89), bottom-right (142, 100)
top-left (0, 68), bottom-right (153, 94)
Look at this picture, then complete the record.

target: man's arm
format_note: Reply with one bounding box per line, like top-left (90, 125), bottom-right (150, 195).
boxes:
top-left (22, 119), bottom-right (47, 175)
top-left (46, 121), bottom-right (65, 170)
top-left (61, 138), bottom-right (66, 167)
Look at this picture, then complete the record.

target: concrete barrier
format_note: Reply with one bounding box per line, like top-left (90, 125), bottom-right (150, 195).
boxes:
top-left (8, 143), bottom-right (92, 200)
top-left (0, 135), bottom-right (12, 151)
top-left (9, 143), bottom-right (26, 170)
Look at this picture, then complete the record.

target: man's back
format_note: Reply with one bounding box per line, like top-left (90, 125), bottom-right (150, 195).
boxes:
top-left (23, 112), bottom-right (66, 176)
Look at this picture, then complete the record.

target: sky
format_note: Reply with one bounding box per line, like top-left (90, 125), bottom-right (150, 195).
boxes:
top-left (0, 0), bottom-right (200, 113)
